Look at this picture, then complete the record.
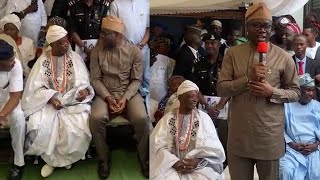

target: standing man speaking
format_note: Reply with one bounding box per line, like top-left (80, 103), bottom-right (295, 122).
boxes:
top-left (217, 2), bottom-right (300, 180)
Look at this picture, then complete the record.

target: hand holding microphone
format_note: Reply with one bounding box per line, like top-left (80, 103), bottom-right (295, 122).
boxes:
top-left (249, 42), bottom-right (273, 97)
top-left (252, 42), bottom-right (268, 81)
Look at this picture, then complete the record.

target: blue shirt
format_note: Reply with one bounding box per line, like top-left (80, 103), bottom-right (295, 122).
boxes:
top-left (295, 55), bottom-right (307, 74)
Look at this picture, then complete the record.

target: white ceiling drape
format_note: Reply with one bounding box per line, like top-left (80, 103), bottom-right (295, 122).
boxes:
top-left (150, 0), bottom-right (310, 16)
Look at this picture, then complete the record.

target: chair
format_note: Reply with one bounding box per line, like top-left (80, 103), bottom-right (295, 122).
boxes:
top-left (0, 125), bottom-right (13, 163)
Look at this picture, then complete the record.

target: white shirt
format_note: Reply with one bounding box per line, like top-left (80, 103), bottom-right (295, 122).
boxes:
top-left (306, 42), bottom-right (320, 59)
top-left (150, 54), bottom-right (175, 102)
top-left (110, 0), bottom-right (149, 45)
top-left (0, 59), bottom-right (23, 104)
top-left (188, 45), bottom-right (198, 59)
top-left (0, 1), bottom-right (7, 20)
top-left (44, 0), bottom-right (55, 16)
top-left (18, 36), bottom-right (36, 78)
top-left (5, 0), bottom-right (47, 42)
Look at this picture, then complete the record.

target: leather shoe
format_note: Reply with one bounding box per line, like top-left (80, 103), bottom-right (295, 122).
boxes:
top-left (9, 165), bottom-right (23, 180)
top-left (98, 160), bottom-right (110, 180)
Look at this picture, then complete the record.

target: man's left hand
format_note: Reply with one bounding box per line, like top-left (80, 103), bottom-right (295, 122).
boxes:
top-left (0, 114), bottom-right (6, 127)
top-left (182, 158), bottom-right (201, 169)
top-left (248, 80), bottom-right (273, 97)
top-left (76, 89), bottom-right (89, 102)
top-left (300, 143), bottom-right (319, 155)
top-left (207, 105), bottom-right (220, 119)
top-left (115, 98), bottom-right (127, 114)
top-left (137, 43), bottom-right (145, 50)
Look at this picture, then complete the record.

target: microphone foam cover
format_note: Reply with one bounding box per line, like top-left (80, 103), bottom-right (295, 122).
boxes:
top-left (257, 42), bottom-right (268, 53)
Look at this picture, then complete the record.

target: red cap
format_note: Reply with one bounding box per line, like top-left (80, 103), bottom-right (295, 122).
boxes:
top-left (257, 42), bottom-right (268, 53)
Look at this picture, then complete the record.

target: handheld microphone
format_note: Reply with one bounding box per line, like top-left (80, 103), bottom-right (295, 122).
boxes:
top-left (257, 42), bottom-right (268, 64)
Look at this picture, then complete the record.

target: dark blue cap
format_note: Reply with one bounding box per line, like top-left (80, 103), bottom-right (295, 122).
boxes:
top-left (0, 39), bottom-right (14, 61)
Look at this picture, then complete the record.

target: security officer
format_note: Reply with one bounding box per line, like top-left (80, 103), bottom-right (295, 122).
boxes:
top-left (192, 33), bottom-right (222, 96)
top-left (67, 0), bottom-right (110, 59)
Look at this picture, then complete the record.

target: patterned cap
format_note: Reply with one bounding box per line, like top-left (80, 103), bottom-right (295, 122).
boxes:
top-left (286, 23), bottom-right (301, 34)
top-left (299, 73), bottom-right (315, 87)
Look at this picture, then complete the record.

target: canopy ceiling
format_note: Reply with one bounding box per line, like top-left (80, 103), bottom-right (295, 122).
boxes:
top-left (150, 0), bottom-right (310, 16)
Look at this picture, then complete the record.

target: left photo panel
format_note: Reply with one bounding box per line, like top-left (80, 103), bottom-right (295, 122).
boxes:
top-left (0, 0), bottom-right (150, 180)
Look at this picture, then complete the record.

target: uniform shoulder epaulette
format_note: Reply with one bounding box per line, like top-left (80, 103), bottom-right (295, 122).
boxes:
top-left (68, 0), bottom-right (80, 6)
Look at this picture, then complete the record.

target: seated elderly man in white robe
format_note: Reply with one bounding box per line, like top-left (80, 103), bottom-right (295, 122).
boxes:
top-left (21, 25), bottom-right (94, 177)
top-left (150, 80), bottom-right (225, 180)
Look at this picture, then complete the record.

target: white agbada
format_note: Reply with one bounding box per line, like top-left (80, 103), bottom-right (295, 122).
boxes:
top-left (4, 0), bottom-right (47, 42)
top-left (150, 108), bottom-right (225, 180)
top-left (150, 54), bottom-right (175, 102)
top-left (22, 48), bottom-right (94, 167)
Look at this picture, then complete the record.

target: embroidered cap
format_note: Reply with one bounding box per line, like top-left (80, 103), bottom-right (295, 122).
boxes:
top-left (299, 73), bottom-right (315, 87)
top-left (245, 2), bottom-right (272, 22)
top-left (101, 16), bottom-right (124, 34)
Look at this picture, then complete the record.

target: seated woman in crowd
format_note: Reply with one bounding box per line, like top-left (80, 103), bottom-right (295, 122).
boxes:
top-left (22, 25), bottom-right (94, 177)
top-left (0, 14), bottom-right (36, 79)
top-left (154, 75), bottom-right (185, 123)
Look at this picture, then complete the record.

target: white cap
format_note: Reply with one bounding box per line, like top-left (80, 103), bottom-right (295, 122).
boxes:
top-left (211, 20), bottom-right (222, 28)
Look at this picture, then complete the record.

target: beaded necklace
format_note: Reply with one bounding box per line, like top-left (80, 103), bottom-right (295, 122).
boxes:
top-left (176, 109), bottom-right (193, 151)
top-left (49, 52), bottom-right (67, 93)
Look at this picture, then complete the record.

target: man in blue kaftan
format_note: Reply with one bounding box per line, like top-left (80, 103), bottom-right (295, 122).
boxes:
top-left (280, 73), bottom-right (320, 180)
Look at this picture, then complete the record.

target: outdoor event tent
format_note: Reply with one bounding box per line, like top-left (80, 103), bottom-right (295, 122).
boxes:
top-left (150, 0), bottom-right (310, 16)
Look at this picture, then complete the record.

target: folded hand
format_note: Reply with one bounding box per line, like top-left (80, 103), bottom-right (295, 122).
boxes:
top-left (76, 89), bottom-right (89, 102)
top-left (49, 97), bottom-right (64, 110)
top-left (248, 80), bottom-right (273, 97)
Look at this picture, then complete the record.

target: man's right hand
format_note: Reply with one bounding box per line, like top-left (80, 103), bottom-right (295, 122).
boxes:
top-left (207, 105), bottom-right (221, 119)
top-left (25, 3), bottom-right (38, 14)
top-left (48, 97), bottom-right (64, 110)
top-left (105, 96), bottom-right (120, 114)
top-left (252, 62), bottom-right (267, 81)
top-left (172, 160), bottom-right (193, 173)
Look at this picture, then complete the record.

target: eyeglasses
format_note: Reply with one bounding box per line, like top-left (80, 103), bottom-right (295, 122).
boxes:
top-left (100, 31), bottom-right (115, 37)
top-left (248, 22), bottom-right (272, 31)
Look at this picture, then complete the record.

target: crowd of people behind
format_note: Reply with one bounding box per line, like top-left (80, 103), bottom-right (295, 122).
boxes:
top-left (1, 1), bottom-right (320, 180)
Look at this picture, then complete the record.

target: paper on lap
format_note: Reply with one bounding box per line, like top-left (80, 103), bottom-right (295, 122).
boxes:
top-left (75, 39), bottom-right (98, 61)
top-left (198, 96), bottom-right (229, 120)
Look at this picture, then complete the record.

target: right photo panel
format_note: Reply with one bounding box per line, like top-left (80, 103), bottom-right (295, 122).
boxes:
top-left (148, 1), bottom-right (315, 180)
